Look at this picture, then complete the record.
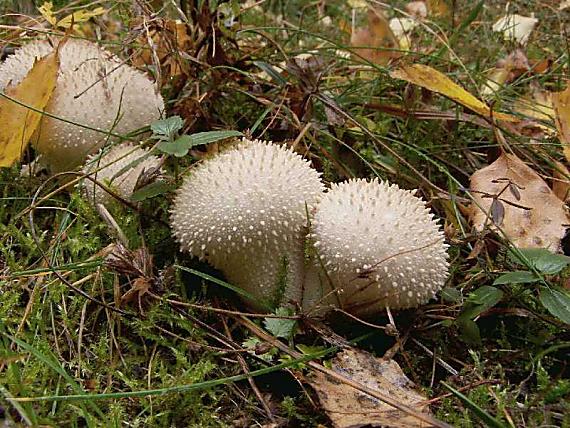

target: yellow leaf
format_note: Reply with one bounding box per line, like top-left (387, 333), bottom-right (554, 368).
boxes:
top-left (38, 1), bottom-right (57, 26)
top-left (390, 64), bottom-right (518, 122)
top-left (57, 7), bottom-right (106, 28)
top-left (552, 85), bottom-right (570, 163)
top-left (0, 49), bottom-right (59, 167)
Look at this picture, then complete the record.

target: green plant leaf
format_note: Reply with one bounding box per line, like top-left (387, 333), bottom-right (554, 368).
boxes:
top-left (493, 271), bottom-right (539, 285)
top-left (264, 307), bottom-right (297, 339)
top-left (156, 136), bottom-right (193, 157)
top-left (150, 116), bottom-right (184, 139)
top-left (441, 287), bottom-right (462, 303)
top-left (457, 318), bottom-right (482, 346)
top-left (156, 131), bottom-right (243, 157)
top-left (539, 287), bottom-right (570, 324)
top-left (130, 181), bottom-right (173, 202)
top-left (459, 285), bottom-right (504, 320)
top-left (508, 248), bottom-right (570, 275)
top-left (186, 130), bottom-right (243, 147)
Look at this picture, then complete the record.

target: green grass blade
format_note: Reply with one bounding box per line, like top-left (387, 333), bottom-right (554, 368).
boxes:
top-left (441, 382), bottom-right (507, 428)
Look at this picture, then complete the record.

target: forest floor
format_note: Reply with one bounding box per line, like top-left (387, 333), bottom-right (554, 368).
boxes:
top-left (0, 0), bottom-right (569, 427)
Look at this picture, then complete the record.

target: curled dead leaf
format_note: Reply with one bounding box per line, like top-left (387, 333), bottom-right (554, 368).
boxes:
top-left (469, 152), bottom-right (570, 250)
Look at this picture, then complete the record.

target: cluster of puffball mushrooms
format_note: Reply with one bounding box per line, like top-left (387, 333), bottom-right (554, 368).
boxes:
top-left (170, 140), bottom-right (450, 317)
top-left (1, 39), bottom-right (449, 318)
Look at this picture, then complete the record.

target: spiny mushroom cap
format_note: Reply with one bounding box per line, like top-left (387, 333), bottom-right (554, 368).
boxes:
top-left (310, 178), bottom-right (449, 315)
top-left (0, 38), bottom-right (164, 172)
top-left (170, 139), bottom-right (324, 307)
top-left (82, 143), bottom-right (161, 207)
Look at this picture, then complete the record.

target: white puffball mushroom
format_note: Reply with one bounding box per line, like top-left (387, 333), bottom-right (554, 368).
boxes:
top-left (170, 139), bottom-right (324, 310)
top-left (82, 143), bottom-right (161, 207)
top-left (308, 178), bottom-right (449, 316)
top-left (0, 38), bottom-right (164, 172)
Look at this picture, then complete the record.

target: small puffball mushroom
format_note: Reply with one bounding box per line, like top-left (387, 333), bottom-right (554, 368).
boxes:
top-left (0, 38), bottom-right (164, 172)
top-left (308, 178), bottom-right (449, 316)
top-left (82, 143), bottom-right (161, 207)
top-left (170, 139), bottom-right (324, 310)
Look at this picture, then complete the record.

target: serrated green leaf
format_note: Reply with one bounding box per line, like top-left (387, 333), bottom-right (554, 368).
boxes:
top-left (493, 271), bottom-right (539, 285)
top-left (151, 116), bottom-right (184, 139)
top-left (130, 181), bottom-right (172, 202)
top-left (264, 307), bottom-right (297, 339)
top-left (539, 287), bottom-right (570, 324)
top-left (509, 248), bottom-right (570, 275)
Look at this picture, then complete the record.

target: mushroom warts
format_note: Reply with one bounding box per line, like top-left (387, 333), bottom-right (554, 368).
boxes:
top-left (170, 140), bottom-right (450, 317)
top-left (170, 138), bottom-right (325, 310)
top-left (308, 179), bottom-right (449, 316)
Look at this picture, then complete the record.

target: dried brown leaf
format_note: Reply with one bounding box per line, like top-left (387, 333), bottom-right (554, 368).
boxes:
top-left (552, 85), bottom-right (570, 163)
top-left (309, 348), bottom-right (433, 428)
top-left (513, 84), bottom-right (554, 124)
top-left (351, 9), bottom-right (400, 65)
top-left (132, 19), bottom-right (192, 82)
top-left (469, 152), bottom-right (570, 250)
top-left (552, 161), bottom-right (570, 203)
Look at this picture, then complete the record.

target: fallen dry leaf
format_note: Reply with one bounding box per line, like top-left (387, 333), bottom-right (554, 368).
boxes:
top-left (309, 348), bottom-right (432, 428)
top-left (481, 50), bottom-right (530, 98)
top-left (390, 64), bottom-right (518, 122)
top-left (0, 46), bottom-right (59, 167)
top-left (469, 152), bottom-right (569, 250)
top-left (39, 1), bottom-right (106, 29)
top-left (513, 84), bottom-right (554, 123)
top-left (552, 161), bottom-right (570, 202)
top-left (405, 1), bottom-right (428, 19)
top-left (132, 19), bottom-right (193, 83)
top-left (351, 9), bottom-right (401, 66)
top-left (492, 14), bottom-right (538, 45)
top-left (552, 85), bottom-right (570, 163)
